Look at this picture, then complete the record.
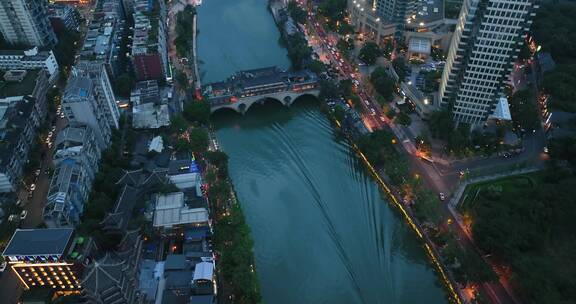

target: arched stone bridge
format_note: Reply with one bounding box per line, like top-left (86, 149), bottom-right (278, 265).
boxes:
top-left (202, 66), bottom-right (320, 114)
top-left (210, 90), bottom-right (320, 114)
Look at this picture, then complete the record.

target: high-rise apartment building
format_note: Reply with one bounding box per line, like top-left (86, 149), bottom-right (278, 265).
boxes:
top-left (0, 0), bottom-right (57, 47)
top-left (74, 61), bottom-right (120, 129)
top-left (438, 0), bottom-right (539, 126)
top-left (62, 68), bottom-right (118, 149)
top-left (44, 125), bottom-right (102, 228)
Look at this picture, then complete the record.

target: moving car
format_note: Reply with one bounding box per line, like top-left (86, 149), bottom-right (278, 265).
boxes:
top-left (439, 192), bottom-right (446, 201)
top-left (20, 210), bottom-right (28, 220)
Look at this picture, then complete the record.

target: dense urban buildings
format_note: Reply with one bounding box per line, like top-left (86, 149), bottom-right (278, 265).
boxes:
top-left (78, 0), bottom-right (126, 79)
top-left (132, 0), bottom-right (169, 81)
top-left (439, 0), bottom-right (540, 126)
top-left (0, 69), bottom-right (49, 192)
top-left (48, 4), bottom-right (81, 34)
top-left (0, 0), bottom-right (57, 47)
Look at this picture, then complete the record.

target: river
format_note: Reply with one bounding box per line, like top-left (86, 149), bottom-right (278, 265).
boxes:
top-left (197, 0), bottom-right (447, 303)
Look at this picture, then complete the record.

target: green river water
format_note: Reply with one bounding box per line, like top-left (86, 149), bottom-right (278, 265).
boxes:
top-left (197, 0), bottom-right (447, 303)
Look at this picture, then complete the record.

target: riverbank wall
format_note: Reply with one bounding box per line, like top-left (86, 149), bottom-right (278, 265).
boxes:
top-left (191, 13), bottom-right (201, 90)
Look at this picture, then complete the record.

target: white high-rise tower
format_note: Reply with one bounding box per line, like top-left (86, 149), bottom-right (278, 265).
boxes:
top-left (438, 0), bottom-right (539, 126)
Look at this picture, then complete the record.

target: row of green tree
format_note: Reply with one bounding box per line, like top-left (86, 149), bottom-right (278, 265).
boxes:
top-left (213, 203), bottom-right (261, 304)
top-left (470, 169), bottom-right (576, 303)
top-left (204, 148), bottom-right (261, 303)
top-left (533, 2), bottom-right (576, 113)
top-left (352, 119), bottom-right (497, 289)
top-left (174, 5), bottom-right (197, 59)
top-left (284, 32), bottom-right (312, 70)
top-left (317, 0), bottom-right (354, 34)
top-left (76, 128), bottom-right (130, 249)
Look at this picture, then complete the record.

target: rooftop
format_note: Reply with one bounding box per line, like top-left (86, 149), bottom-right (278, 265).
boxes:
top-left (131, 80), bottom-right (160, 105)
top-left (165, 254), bottom-right (187, 271)
top-left (0, 47), bottom-right (53, 61)
top-left (168, 158), bottom-right (199, 175)
top-left (153, 192), bottom-right (209, 228)
top-left (0, 69), bottom-right (40, 98)
top-left (190, 295), bottom-right (215, 304)
top-left (3, 228), bottom-right (74, 257)
top-left (54, 125), bottom-right (90, 150)
top-left (63, 74), bottom-right (93, 102)
top-left (79, 0), bottom-right (124, 62)
top-left (132, 0), bottom-right (163, 55)
top-left (132, 103), bottom-right (170, 129)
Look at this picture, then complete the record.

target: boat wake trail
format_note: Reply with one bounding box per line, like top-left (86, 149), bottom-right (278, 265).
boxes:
top-left (270, 119), bottom-right (368, 304)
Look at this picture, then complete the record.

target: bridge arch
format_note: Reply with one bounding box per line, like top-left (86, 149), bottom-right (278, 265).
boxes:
top-left (238, 103), bottom-right (247, 113)
top-left (242, 97), bottom-right (285, 114)
top-left (291, 93), bottom-right (320, 106)
top-left (211, 106), bottom-right (243, 117)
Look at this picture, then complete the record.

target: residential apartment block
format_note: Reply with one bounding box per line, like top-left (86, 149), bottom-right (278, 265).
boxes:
top-left (0, 69), bottom-right (48, 192)
top-left (74, 61), bottom-right (120, 129)
top-left (62, 70), bottom-right (116, 149)
top-left (438, 0), bottom-right (540, 126)
top-left (0, 0), bottom-right (57, 47)
top-left (44, 125), bottom-right (102, 228)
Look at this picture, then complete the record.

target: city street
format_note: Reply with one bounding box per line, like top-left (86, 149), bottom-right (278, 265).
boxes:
top-left (21, 96), bottom-right (69, 228)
